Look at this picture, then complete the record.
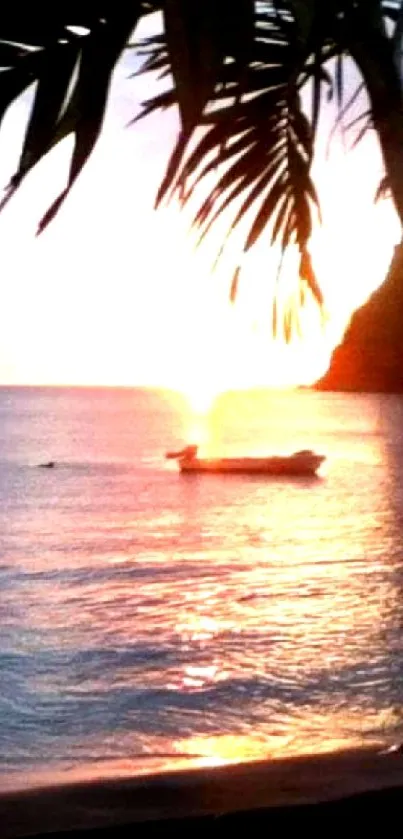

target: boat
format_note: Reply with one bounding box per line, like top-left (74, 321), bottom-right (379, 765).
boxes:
top-left (166, 445), bottom-right (325, 476)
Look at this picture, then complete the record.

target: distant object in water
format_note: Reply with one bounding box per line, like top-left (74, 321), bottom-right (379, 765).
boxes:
top-left (166, 445), bottom-right (325, 476)
top-left (38, 461), bottom-right (55, 469)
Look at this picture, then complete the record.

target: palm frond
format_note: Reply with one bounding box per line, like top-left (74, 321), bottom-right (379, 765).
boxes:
top-left (146, 5), bottom-right (323, 327)
top-left (0, 49), bottom-right (46, 132)
top-left (133, 32), bottom-right (169, 78)
top-left (0, 41), bottom-right (80, 213)
top-left (0, 8), bottom-right (142, 224)
top-left (7, 1), bottom-right (403, 341)
top-left (162, 0), bottom-right (254, 132)
top-left (326, 79), bottom-right (365, 154)
top-left (344, 109), bottom-right (373, 148)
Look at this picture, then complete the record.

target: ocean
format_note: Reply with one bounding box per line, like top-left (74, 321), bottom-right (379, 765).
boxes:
top-left (1, 385), bottom-right (403, 791)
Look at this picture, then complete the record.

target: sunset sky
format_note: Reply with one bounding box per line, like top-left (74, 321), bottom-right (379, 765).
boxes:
top-left (0, 13), bottom-right (400, 396)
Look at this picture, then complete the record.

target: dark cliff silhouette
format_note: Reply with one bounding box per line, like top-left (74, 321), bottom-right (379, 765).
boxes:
top-left (316, 242), bottom-right (403, 393)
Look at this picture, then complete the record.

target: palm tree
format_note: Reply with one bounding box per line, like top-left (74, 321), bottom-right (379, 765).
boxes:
top-left (1, 1), bottom-right (403, 325)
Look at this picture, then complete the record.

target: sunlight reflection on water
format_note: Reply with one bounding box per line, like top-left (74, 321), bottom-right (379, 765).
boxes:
top-left (0, 387), bottom-right (403, 788)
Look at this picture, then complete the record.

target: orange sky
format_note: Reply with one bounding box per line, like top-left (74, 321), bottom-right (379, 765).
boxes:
top-left (0, 15), bottom-right (400, 396)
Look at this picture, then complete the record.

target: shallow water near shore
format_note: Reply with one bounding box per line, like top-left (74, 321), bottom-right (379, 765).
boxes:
top-left (1, 385), bottom-right (403, 791)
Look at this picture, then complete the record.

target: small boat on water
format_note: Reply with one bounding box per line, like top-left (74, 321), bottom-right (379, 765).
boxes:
top-left (166, 445), bottom-right (325, 476)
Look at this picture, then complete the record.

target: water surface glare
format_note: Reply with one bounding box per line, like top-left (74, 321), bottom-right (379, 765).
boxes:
top-left (0, 386), bottom-right (402, 789)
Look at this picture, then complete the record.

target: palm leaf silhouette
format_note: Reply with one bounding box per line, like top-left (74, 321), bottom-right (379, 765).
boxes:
top-left (140, 5), bottom-right (323, 326)
top-left (0, 1), bottom-right (403, 337)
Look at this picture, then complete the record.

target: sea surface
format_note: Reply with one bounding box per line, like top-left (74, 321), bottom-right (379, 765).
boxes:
top-left (1, 385), bottom-right (403, 791)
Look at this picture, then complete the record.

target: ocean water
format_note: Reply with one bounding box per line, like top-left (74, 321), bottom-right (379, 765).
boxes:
top-left (1, 385), bottom-right (403, 791)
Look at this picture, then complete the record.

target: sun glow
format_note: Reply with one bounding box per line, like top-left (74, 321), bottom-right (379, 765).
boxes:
top-left (174, 199), bottom-right (399, 446)
top-left (169, 135), bottom-right (401, 423)
top-left (0, 63), bottom-right (399, 393)
top-left (0, 168), bottom-right (397, 393)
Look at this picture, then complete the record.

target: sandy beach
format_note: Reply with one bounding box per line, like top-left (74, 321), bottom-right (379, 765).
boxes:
top-left (2, 746), bottom-right (403, 837)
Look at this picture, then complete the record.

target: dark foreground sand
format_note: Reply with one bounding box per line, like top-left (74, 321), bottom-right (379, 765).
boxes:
top-left (2, 746), bottom-right (403, 837)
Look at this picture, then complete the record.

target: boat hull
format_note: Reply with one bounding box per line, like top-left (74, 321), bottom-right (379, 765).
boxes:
top-left (179, 454), bottom-right (325, 476)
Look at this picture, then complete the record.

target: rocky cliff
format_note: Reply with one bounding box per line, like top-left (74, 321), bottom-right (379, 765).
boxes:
top-left (316, 242), bottom-right (403, 392)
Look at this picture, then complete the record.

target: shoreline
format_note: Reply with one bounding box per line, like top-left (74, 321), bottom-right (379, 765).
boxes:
top-left (2, 746), bottom-right (403, 837)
